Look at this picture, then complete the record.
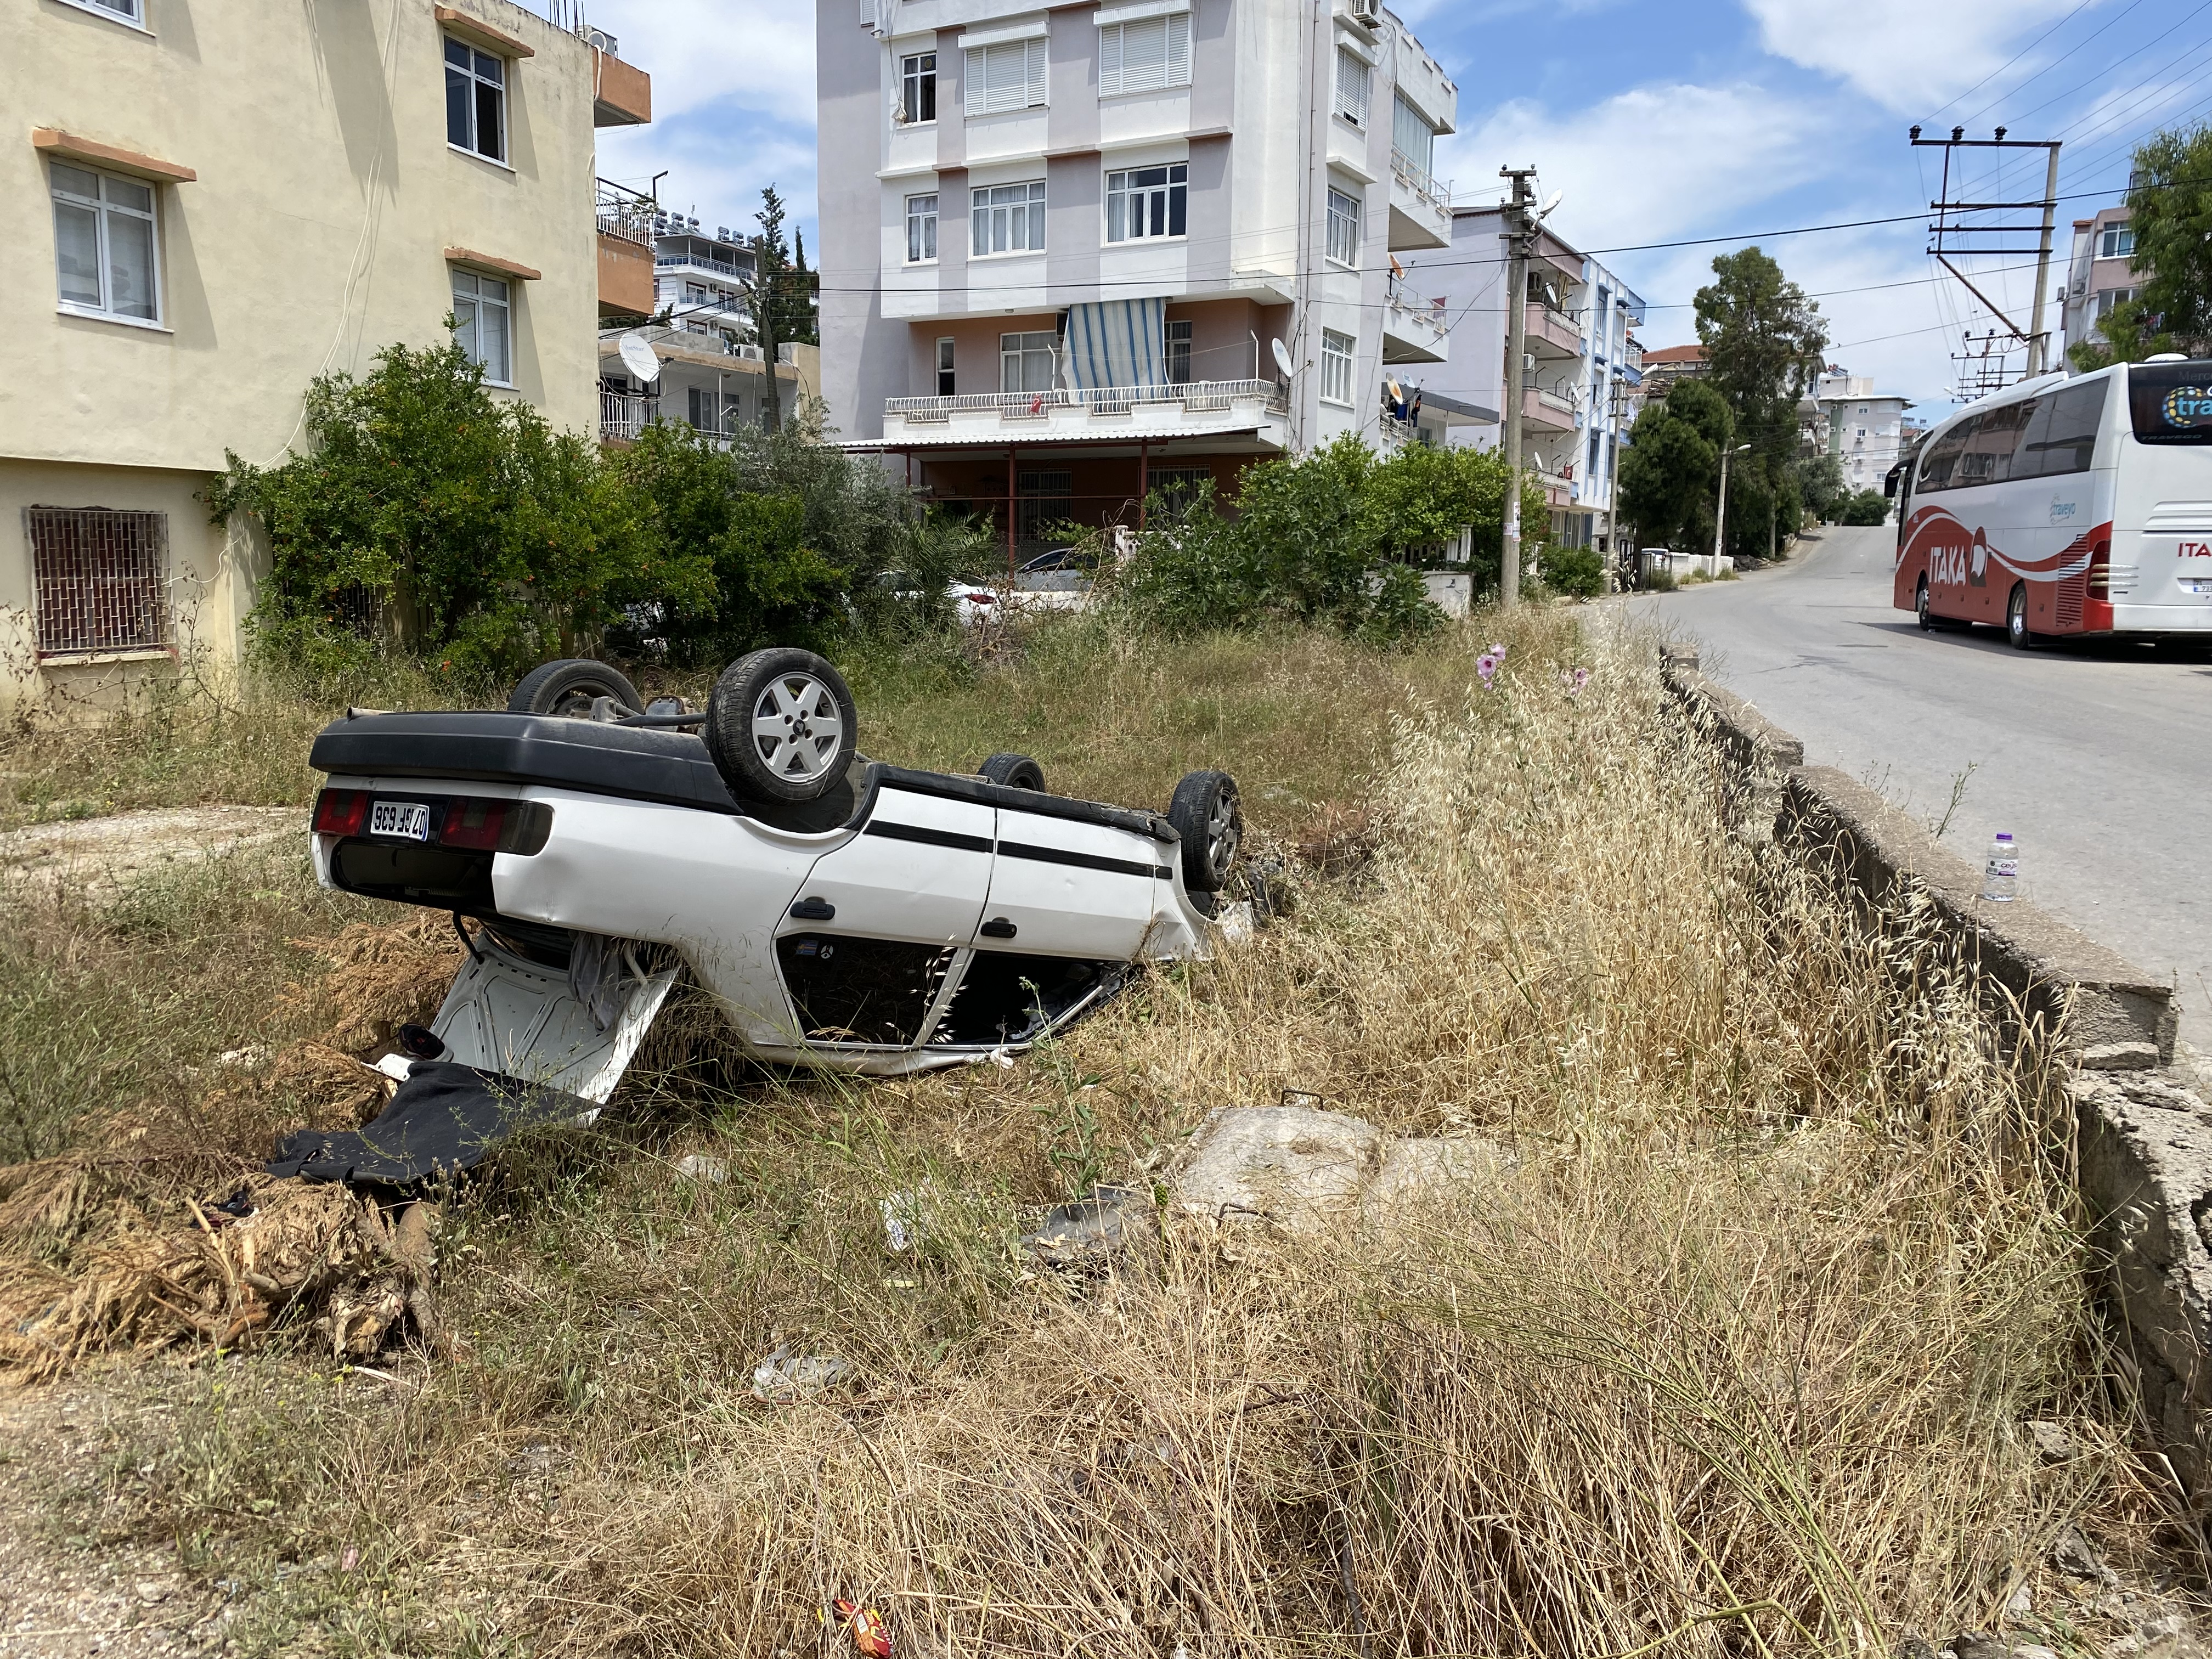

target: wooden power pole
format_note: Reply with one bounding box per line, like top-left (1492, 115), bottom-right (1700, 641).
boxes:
top-left (1498, 166), bottom-right (1536, 611)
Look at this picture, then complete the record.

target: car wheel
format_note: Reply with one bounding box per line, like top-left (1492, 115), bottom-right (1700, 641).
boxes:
top-left (2005, 583), bottom-right (2035, 650)
top-left (507, 658), bottom-right (643, 720)
top-left (978, 753), bottom-right (1047, 791)
top-left (1915, 578), bottom-right (1933, 631)
top-left (1167, 770), bottom-right (1242, 893)
top-left (704, 647), bottom-right (859, 803)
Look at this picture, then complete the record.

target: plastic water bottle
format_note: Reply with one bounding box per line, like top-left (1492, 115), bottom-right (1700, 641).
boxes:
top-left (1981, 832), bottom-right (2019, 902)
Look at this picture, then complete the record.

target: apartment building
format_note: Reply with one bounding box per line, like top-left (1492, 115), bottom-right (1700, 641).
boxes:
top-left (816, 0), bottom-right (1458, 559)
top-left (2061, 204), bottom-right (2138, 362)
top-left (1805, 369), bottom-right (1910, 498)
top-left (1400, 206), bottom-right (1645, 550)
top-left (2, 0), bottom-right (649, 715)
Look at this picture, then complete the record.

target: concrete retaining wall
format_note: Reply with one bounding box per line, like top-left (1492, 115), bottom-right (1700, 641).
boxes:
top-left (1661, 643), bottom-right (2212, 1492)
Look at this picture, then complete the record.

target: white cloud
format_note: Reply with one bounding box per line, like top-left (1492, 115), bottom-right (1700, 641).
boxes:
top-left (1741, 0), bottom-right (2089, 116)
top-left (588, 0), bottom-right (816, 127)
top-left (1440, 82), bottom-right (1833, 252)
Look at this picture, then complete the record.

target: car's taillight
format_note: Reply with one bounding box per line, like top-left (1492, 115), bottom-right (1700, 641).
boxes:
top-left (2087, 538), bottom-right (2112, 599)
top-left (312, 787), bottom-right (368, 836)
top-left (438, 797), bottom-right (508, 850)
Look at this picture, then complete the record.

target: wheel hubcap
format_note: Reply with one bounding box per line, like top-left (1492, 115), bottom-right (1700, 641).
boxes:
top-left (1207, 792), bottom-right (1240, 874)
top-left (751, 673), bottom-right (844, 780)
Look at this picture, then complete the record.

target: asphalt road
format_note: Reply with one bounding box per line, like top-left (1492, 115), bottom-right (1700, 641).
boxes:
top-left (1621, 524), bottom-right (2211, 1052)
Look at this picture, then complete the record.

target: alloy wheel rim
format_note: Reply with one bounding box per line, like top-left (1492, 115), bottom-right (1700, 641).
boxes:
top-left (1207, 791), bottom-right (1240, 876)
top-left (751, 673), bottom-right (844, 781)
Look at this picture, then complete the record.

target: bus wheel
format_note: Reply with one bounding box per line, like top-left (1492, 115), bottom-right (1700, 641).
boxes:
top-left (2005, 583), bottom-right (2035, 651)
top-left (1916, 578), bottom-right (1933, 631)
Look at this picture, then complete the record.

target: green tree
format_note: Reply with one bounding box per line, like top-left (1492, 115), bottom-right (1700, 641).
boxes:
top-left (1839, 489), bottom-right (1889, 527)
top-left (743, 187), bottom-right (815, 428)
top-left (2071, 121), bottom-right (2212, 369)
top-left (208, 340), bottom-right (652, 680)
top-left (1617, 380), bottom-right (1732, 554)
top-left (1362, 442), bottom-right (1547, 584)
top-left (1798, 450), bottom-right (1849, 523)
top-left (1694, 248), bottom-right (1827, 560)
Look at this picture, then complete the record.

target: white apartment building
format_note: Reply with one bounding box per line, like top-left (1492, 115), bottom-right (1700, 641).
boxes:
top-left (1400, 207), bottom-right (1645, 550)
top-left (815, 0), bottom-right (1457, 560)
top-left (2061, 204), bottom-right (2138, 362)
top-left (1808, 370), bottom-right (1910, 498)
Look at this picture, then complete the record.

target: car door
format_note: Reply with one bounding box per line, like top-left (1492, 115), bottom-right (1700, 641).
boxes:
top-left (979, 803), bottom-right (1171, 961)
top-left (774, 784), bottom-right (995, 1049)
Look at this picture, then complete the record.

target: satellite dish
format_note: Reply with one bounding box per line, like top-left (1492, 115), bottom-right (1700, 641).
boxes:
top-left (617, 331), bottom-right (661, 385)
top-left (1271, 337), bottom-right (1296, 379)
top-left (1537, 190), bottom-right (1564, 220)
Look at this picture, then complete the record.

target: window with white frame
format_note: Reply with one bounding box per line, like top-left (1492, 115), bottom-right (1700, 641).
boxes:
top-left (26, 507), bottom-right (168, 657)
top-left (1148, 466), bottom-right (1212, 512)
top-left (450, 268), bottom-right (512, 386)
top-left (50, 162), bottom-right (160, 324)
top-left (1391, 93), bottom-right (1433, 178)
top-left (1001, 331), bottom-right (1059, 393)
top-left (445, 37), bottom-right (507, 162)
top-left (2097, 286), bottom-right (2136, 318)
top-left (1319, 328), bottom-right (1355, 405)
top-left (900, 52), bottom-right (937, 123)
top-left (1106, 163), bottom-right (1186, 241)
top-left (1334, 50), bottom-right (1370, 125)
top-left (69, 0), bottom-right (142, 21)
top-left (1099, 12), bottom-right (1190, 97)
top-left (965, 38), bottom-right (1047, 116)
top-left (2100, 222), bottom-right (2134, 259)
top-left (906, 193), bottom-right (939, 262)
top-left (1165, 318), bottom-right (1192, 384)
top-left (936, 337), bottom-right (956, 395)
top-left (972, 180), bottom-right (1046, 255)
top-left (1324, 187), bottom-right (1360, 268)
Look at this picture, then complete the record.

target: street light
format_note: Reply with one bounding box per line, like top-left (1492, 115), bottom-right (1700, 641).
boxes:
top-left (1713, 443), bottom-right (1752, 569)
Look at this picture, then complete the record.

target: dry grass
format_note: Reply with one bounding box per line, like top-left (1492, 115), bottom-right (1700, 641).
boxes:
top-left (0, 612), bottom-right (2168, 1657)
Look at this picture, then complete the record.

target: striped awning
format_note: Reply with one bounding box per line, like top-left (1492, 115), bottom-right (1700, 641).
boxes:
top-left (1064, 299), bottom-right (1166, 392)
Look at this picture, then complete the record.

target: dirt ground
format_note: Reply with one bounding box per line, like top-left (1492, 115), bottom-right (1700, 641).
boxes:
top-left (0, 810), bottom-right (307, 896)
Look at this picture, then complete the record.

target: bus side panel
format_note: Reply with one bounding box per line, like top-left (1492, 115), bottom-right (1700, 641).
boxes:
top-left (1898, 501), bottom-right (2108, 629)
top-left (2030, 465), bottom-right (2116, 636)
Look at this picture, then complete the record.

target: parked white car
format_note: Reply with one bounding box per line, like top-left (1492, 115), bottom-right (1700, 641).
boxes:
top-left (307, 650), bottom-right (1243, 1108)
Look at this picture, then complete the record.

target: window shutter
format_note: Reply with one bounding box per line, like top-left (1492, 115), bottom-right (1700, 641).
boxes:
top-left (1121, 18), bottom-right (1166, 92)
top-left (1101, 23), bottom-right (1123, 96)
top-left (1026, 38), bottom-right (1046, 107)
top-left (966, 47), bottom-right (985, 115)
top-left (1166, 12), bottom-right (1189, 85)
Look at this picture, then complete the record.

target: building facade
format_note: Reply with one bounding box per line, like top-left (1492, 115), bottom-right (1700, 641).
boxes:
top-left (2061, 204), bottom-right (2137, 362)
top-left (1400, 206), bottom-right (1644, 549)
top-left (1804, 370), bottom-right (1910, 500)
top-left (2, 0), bottom-right (648, 715)
top-left (816, 0), bottom-right (1458, 561)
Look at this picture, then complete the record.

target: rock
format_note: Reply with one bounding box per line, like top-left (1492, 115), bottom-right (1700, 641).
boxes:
top-left (134, 1580), bottom-right (172, 1604)
top-left (2011, 1646), bottom-right (2059, 1659)
top-left (1359, 1135), bottom-right (1517, 1231)
top-left (751, 1344), bottom-right (853, 1402)
top-left (1214, 900), bottom-right (1257, 945)
top-left (1167, 1105), bottom-right (1382, 1234)
top-left (1948, 1637), bottom-right (2007, 1659)
top-left (2051, 1523), bottom-right (2116, 1585)
top-left (2023, 1419), bottom-right (2074, 1462)
top-left (675, 1153), bottom-right (728, 1184)
top-left (2140, 1612), bottom-right (2186, 1650)
top-left (1024, 1184), bottom-right (1155, 1267)
top-left (2005, 1583), bottom-right (2033, 1616)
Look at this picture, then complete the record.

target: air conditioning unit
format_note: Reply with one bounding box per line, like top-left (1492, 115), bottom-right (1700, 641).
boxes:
top-left (1346, 0), bottom-right (1381, 27)
top-left (736, 344), bottom-right (764, 362)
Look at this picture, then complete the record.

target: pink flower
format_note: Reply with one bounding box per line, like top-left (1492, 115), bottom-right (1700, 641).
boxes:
top-left (1560, 666), bottom-right (1590, 696)
top-left (1476, 652), bottom-right (1500, 687)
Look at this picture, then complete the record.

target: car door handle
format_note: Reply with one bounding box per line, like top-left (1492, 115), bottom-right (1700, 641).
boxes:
top-left (789, 896), bottom-right (836, 921)
top-left (979, 917), bottom-right (1017, 939)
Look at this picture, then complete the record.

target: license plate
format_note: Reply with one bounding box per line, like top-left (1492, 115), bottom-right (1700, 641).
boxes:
top-left (369, 800), bottom-right (432, 841)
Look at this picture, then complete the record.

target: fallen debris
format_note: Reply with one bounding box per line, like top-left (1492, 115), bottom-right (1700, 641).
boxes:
top-left (675, 1153), bottom-right (729, 1185)
top-left (1167, 1104), bottom-right (1382, 1234)
top-left (751, 1344), bottom-right (854, 1402)
top-left (1022, 1183), bottom-right (1154, 1267)
top-left (267, 1062), bottom-right (595, 1187)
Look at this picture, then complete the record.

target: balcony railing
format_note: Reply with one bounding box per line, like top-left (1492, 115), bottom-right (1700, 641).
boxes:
top-left (601, 391), bottom-right (661, 442)
top-left (1389, 148), bottom-right (1451, 215)
top-left (595, 177), bottom-right (656, 248)
top-left (1385, 278), bottom-right (1448, 335)
top-left (657, 252), bottom-right (752, 278)
top-left (885, 379), bottom-right (1288, 423)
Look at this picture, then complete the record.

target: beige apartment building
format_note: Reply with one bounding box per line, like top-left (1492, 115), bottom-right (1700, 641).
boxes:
top-left (0, 0), bottom-right (650, 716)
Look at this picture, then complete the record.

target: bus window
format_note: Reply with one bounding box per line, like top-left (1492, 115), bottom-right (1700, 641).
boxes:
top-left (2036, 380), bottom-right (2109, 473)
top-left (2127, 360), bottom-right (2212, 445)
top-left (1915, 416), bottom-right (1976, 492)
top-left (1956, 398), bottom-right (2035, 488)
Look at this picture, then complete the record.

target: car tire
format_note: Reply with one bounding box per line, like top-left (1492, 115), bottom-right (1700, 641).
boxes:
top-left (507, 658), bottom-right (643, 720)
top-left (1167, 769), bottom-right (1242, 893)
top-left (704, 648), bottom-right (859, 803)
top-left (978, 753), bottom-right (1047, 791)
top-left (2005, 582), bottom-right (2035, 651)
top-left (1915, 577), bottom-right (1933, 631)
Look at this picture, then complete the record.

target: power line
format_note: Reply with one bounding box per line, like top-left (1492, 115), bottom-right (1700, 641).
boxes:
top-left (1943, 0), bottom-right (2107, 123)
top-left (1957, 0), bottom-right (2151, 125)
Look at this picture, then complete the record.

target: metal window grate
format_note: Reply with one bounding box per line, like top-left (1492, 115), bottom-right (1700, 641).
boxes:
top-left (26, 506), bottom-right (170, 657)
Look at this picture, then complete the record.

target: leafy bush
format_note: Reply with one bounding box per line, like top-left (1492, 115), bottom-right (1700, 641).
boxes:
top-left (1538, 544), bottom-right (1605, 599)
top-left (1840, 490), bottom-right (1889, 527)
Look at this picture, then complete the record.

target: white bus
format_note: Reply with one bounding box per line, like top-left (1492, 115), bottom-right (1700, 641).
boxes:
top-left (1893, 356), bottom-right (2212, 646)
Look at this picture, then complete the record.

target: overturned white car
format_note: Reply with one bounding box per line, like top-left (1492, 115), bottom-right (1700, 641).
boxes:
top-left (307, 648), bottom-right (1244, 1114)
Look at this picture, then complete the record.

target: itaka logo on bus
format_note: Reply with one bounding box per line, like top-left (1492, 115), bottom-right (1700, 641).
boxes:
top-left (2162, 385), bottom-right (2212, 428)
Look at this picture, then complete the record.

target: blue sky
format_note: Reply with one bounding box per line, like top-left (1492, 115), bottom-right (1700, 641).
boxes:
top-left (586, 0), bottom-right (2212, 413)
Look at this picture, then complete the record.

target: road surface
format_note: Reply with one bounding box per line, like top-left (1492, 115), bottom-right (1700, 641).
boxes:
top-left (1622, 524), bottom-right (2210, 1052)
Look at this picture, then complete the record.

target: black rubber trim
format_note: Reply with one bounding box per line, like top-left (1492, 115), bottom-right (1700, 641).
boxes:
top-left (996, 838), bottom-right (1173, 881)
top-left (875, 765), bottom-right (1178, 843)
top-left (863, 820), bottom-right (994, 855)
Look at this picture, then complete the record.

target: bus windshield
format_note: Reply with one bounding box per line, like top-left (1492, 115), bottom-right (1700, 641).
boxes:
top-left (2128, 360), bottom-right (2212, 445)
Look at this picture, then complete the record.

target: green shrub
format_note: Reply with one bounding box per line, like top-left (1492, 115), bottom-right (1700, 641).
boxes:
top-left (1839, 490), bottom-right (1889, 527)
top-left (1538, 544), bottom-right (1605, 599)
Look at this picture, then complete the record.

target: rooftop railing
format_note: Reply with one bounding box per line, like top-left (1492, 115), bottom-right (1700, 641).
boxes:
top-left (886, 379), bottom-right (1288, 422)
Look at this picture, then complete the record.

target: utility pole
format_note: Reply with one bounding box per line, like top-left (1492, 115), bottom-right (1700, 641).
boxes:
top-left (1713, 443), bottom-right (1748, 568)
top-left (1498, 166), bottom-right (1536, 611)
top-left (1910, 126), bottom-right (2063, 381)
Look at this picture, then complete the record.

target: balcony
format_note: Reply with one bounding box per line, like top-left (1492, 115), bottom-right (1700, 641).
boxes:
top-left (1523, 301), bottom-right (1583, 359)
top-left (657, 251), bottom-right (753, 280)
top-left (1521, 385), bottom-right (1578, 433)
top-left (882, 380), bottom-right (1292, 448)
top-left (1387, 148), bottom-right (1451, 250)
top-left (601, 391), bottom-right (659, 443)
top-left (1383, 279), bottom-right (1449, 364)
top-left (596, 177), bottom-right (656, 320)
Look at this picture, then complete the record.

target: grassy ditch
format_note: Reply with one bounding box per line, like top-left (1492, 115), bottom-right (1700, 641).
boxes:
top-left (0, 612), bottom-right (2168, 1657)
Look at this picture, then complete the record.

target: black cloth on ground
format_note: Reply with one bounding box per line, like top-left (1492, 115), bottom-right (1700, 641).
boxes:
top-left (267, 1062), bottom-right (594, 1187)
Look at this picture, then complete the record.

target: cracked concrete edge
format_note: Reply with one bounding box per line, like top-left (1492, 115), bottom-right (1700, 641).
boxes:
top-left (1664, 642), bottom-right (2212, 1496)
